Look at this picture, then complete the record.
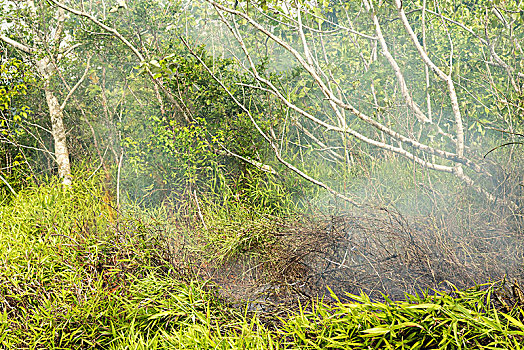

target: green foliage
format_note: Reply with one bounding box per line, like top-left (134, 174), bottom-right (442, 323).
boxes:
top-left (1, 0), bottom-right (523, 347)
top-left (0, 176), bottom-right (233, 348)
top-left (0, 59), bottom-right (29, 112)
top-left (0, 58), bottom-right (34, 197)
top-left (124, 116), bottom-right (221, 194)
top-left (122, 45), bottom-right (295, 207)
top-left (1, 178), bottom-right (523, 348)
top-left (279, 286), bottom-right (524, 349)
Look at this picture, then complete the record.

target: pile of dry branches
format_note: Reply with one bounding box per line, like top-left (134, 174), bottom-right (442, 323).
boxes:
top-left (201, 206), bottom-right (523, 308)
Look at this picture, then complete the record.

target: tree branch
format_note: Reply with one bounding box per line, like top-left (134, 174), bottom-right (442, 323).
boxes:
top-left (394, 0), bottom-right (465, 159)
top-left (47, 0), bottom-right (191, 122)
top-left (181, 36), bottom-right (360, 206)
top-left (210, 1), bottom-right (482, 174)
top-left (60, 55), bottom-right (92, 110)
top-left (0, 35), bottom-right (34, 54)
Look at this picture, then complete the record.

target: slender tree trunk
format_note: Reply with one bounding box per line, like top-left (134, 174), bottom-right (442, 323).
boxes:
top-left (2, 2), bottom-right (77, 186)
top-left (37, 58), bottom-right (72, 185)
top-left (45, 90), bottom-right (72, 185)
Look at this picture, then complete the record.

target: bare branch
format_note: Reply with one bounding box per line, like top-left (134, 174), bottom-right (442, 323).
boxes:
top-left (211, 2), bottom-right (482, 174)
top-left (363, 0), bottom-right (431, 124)
top-left (219, 146), bottom-right (277, 174)
top-left (47, 0), bottom-right (145, 60)
top-left (58, 43), bottom-right (83, 61)
top-left (181, 36), bottom-right (360, 206)
top-left (0, 35), bottom-right (34, 54)
top-left (60, 55), bottom-right (92, 110)
top-left (394, 0), bottom-right (465, 159)
top-left (0, 174), bottom-right (17, 196)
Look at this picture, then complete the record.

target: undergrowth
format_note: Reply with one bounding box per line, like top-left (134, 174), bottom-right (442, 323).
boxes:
top-left (1, 177), bottom-right (523, 349)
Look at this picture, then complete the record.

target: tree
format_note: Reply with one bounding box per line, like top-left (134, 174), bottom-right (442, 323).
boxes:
top-left (196, 0), bottom-right (522, 206)
top-left (0, 57), bottom-right (31, 196)
top-left (39, 0), bottom-right (282, 205)
top-left (0, 0), bottom-right (91, 185)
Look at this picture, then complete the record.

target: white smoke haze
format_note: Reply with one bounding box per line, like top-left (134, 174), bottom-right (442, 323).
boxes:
top-left (80, 0), bottom-right (524, 301)
top-left (1, 0), bottom-right (521, 303)
top-left (179, 0), bottom-right (523, 302)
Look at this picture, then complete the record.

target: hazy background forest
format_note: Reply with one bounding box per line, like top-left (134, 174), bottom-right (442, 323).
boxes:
top-left (1, 0), bottom-right (523, 348)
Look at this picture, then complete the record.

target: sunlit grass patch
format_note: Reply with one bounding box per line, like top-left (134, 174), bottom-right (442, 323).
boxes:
top-left (279, 286), bottom-right (524, 349)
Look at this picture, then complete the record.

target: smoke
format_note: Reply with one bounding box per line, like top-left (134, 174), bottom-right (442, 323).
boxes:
top-left (160, 0), bottom-right (524, 304)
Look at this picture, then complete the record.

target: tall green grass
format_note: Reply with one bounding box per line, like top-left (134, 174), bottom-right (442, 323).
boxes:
top-left (1, 177), bottom-right (523, 349)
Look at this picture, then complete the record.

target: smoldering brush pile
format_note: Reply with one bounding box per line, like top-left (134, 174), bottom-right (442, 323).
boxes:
top-left (200, 206), bottom-right (523, 307)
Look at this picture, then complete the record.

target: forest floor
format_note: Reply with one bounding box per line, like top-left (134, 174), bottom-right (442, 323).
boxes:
top-left (1, 177), bottom-right (524, 349)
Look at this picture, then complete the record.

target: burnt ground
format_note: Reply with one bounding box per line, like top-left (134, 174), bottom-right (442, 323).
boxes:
top-left (187, 206), bottom-right (523, 310)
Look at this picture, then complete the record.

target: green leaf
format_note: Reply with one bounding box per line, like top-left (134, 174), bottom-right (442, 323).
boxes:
top-left (406, 304), bottom-right (442, 311)
top-left (501, 313), bottom-right (524, 329)
top-left (362, 327), bottom-right (390, 336)
top-left (150, 59), bottom-right (161, 68)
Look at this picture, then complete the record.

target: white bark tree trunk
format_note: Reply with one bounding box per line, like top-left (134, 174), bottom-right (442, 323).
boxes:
top-left (45, 90), bottom-right (72, 185)
top-left (2, 1), bottom-right (73, 186)
top-left (36, 58), bottom-right (72, 185)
